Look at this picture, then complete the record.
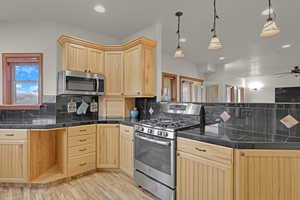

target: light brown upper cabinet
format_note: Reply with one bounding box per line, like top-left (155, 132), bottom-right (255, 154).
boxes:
top-left (61, 43), bottom-right (104, 74)
top-left (63, 43), bottom-right (88, 73)
top-left (104, 51), bottom-right (124, 96)
top-left (88, 48), bottom-right (104, 74)
top-left (58, 35), bottom-right (156, 97)
top-left (124, 44), bottom-right (156, 97)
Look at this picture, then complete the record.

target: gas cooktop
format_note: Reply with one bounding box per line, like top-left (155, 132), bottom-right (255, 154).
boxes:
top-left (138, 118), bottom-right (200, 131)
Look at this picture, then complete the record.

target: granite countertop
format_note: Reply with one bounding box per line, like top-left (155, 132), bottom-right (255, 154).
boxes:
top-left (0, 118), bottom-right (138, 129)
top-left (178, 127), bottom-right (300, 150)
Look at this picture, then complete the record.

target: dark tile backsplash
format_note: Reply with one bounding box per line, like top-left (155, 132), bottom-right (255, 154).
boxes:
top-left (135, 101), bottom-right (300, 138)
top-left (56, 95), bottom-right (98, 123)
top-left (0, 95), bottom-right (98, 123)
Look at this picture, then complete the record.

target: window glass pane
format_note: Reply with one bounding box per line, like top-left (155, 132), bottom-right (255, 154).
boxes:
top-left (15, 65), bottom-right (39, 81)
top-left (15, 82), bottom-right (38, 105)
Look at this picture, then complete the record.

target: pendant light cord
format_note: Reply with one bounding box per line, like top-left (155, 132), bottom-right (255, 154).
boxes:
top-left (268, 0), bottom-right (272, 20)
top-left (213, 0), bottom-right (217, 36)
top-left (177, 14), bottom-right (181, 48)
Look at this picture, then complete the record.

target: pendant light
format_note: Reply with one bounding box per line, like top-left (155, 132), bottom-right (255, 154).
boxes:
top-left (260, 0), bottom-right (280, 38)
top-left (208, 0), bottom-right (223, 50)
top-left (174, 11), bottom-right (184, 58)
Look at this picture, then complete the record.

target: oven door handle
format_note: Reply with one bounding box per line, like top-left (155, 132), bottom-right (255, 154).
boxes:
top-left (135, 135), bottom-right (170, 146)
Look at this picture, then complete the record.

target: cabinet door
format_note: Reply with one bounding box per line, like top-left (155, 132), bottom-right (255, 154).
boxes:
top-left (235, 150), bottom-right (300, 200)
top-left (177, 151), bottom-right (233, 200)
top-left (143, 46), bottom-right (156, 96)
top-left (0, 140), bottom-right (28, 182)
top-left (64, 43), bottom-right (88, 72)
top-left (104, 51), bottom-right (124, 96)
top-left (124, 45), bottom-right (143, 96)
top-left (100, 97), bottom-right (125, 118)
top-left (97, 124), bottom-right (120, 168)
top-left (119, 125), bottom-right (134, 177)
top-left (88, 48), bottom-right (104, 74)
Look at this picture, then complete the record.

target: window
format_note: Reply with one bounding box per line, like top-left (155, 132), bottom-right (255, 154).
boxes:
top-left (2, 53), bottom-right (43, 109)
top-left (161, 72), bottom-right (177, 102)
top-left (179, 76), bottom-right (204, 102)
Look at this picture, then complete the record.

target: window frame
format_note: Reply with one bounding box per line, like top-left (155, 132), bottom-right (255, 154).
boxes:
top-left (1, 53), bottom-right (43, 110)
top-left (179, 76), bottom-right (204, 102)
top-left (161, 72), bottom-right (178, 102)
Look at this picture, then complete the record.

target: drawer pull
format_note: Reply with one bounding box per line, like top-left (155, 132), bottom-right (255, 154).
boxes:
top-left (5, 134), bottom-right (15, 137)
top-left (240, 152), bottom-right (246, 157)
top-left (79, 162), bottom-right (87, 166)
top-left (125, 130), bottom-right (129, 133)
top-left (79, 139), bottom-right (87, 142)
top-left (79, 148), bottom-right (87, 152)
top-left (80, 129), bottom-right (87, 132)
top-left (195, 147), bottom-right (207, 152)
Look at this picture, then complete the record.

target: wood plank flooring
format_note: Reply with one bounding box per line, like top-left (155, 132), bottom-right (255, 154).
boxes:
top-left (0, 172), bottom-right (155, 200)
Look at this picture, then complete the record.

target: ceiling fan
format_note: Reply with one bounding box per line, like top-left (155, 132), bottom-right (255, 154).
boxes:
top-left (273, 66), bottom-right (300, 78)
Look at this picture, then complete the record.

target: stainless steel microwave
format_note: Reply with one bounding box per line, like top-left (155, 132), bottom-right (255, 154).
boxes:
top-left (57, 70), bottom-right (104, 96)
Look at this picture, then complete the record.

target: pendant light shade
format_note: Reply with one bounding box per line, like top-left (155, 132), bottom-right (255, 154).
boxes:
top-left (208, 0), bottom-right (223, 50)
top-left (208, 35), bottom-right (223, 50)
top-left (260, 0), bottom-right (280, 38)
top-left (174, 47), bottom-right (184, 58)
top-left (260, 18), bottom-right (280, 38)
top-left (174, 11), bottom-right (184, 58)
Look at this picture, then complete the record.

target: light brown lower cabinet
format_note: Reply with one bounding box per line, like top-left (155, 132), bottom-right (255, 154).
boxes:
top-left (176, 137), bottom-right (233, 200)
top-left (119, 125), bottom-right (134, 177)
top-left (97, 124), bottom-right (120, 168)
top-left (0, 130), bottom-right (28, 183)
top-left (235, 149), bottom-right (300, 200)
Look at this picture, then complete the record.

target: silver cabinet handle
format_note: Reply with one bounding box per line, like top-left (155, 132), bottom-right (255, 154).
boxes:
top-left (5, 134), bottom-right (14, 137)
top-left (135, 135), bottom-right (170, 146)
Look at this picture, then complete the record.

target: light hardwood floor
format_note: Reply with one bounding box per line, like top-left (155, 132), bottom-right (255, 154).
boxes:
top-left (0, 172), bottom-right (155, 200)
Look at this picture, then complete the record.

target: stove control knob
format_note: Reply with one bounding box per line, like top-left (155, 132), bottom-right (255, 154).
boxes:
top-left (139, 127), bottom-right (144, 132)
top-left (163, 132), bottom-right (169, 137)
top-left (148, 129), bottom-right (153, 134)
top-left (157, 131), bottom-right (162, 136)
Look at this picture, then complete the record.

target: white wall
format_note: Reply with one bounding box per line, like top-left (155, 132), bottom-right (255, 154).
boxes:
top-left (245, 75), bottom-right (300, 103)
top-left (0, 21), bottom-right (118, 104)
top-left (120, 22), bottom-right (163, 101)
top-left (162, 54), bottom-right (204, 101)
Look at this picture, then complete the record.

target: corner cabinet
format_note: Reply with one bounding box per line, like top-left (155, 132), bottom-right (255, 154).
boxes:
top-left (235, 149), bottom-right (300, 200)
top-left (0, 130), bottom-right (28, 183)
top-left (104, 51), bottom-right (124, 96)
top-left (119, 125), bottom-right (134, 177)
top-left (124, 44), bottom-right (156, 97)
top-left (176, 137), bottom-right (233, 200)
top-left (97, 124), bottom-right (120, 169)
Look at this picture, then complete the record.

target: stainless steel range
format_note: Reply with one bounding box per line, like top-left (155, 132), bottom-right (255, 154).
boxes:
top-left (134, 103), bottom-right (204, 200)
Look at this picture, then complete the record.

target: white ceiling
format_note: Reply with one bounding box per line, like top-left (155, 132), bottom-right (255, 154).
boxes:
top-left (1, 0), bottom-right (300, 76)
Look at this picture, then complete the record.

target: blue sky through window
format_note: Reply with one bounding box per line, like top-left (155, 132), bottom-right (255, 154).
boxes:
top-left (15, 65), bottom-right (39, 81)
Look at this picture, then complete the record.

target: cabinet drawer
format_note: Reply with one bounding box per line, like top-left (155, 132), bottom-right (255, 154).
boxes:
top-left (68, 134), bottom-right (96, 147)
top-left (68, 153), bottom-right (96, 176)
top-left (68, 125), bottom-right (96, 137)
top-left (177, 137), bottom-right (233, 166)
top-left (120, 125), bottom-right (133, 139)
top-left (68, 143), bottom-right (96, 158)
top-left (0, 130), bottom-right (27, 140)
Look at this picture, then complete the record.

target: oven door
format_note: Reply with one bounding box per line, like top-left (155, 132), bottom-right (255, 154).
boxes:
top-left (134, 131), bottom-right (175, 188)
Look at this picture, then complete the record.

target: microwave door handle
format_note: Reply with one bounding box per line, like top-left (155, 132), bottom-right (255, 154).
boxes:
top-left (135, 135), bottom-right (170, 146)
top-left (96, 79), bottom-right (99, 92)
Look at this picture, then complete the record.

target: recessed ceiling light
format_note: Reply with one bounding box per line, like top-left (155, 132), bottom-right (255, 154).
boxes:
top-left (261, 8), bottom-right (274, 16)
top-left (179, 38), bottom-right (187, 43)
top-left (219, 57), bottom-right (225, 60)
top-left (94, 4), bottom-right (106, 13)
top-left (282, 44), bottom-right (292, 49)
